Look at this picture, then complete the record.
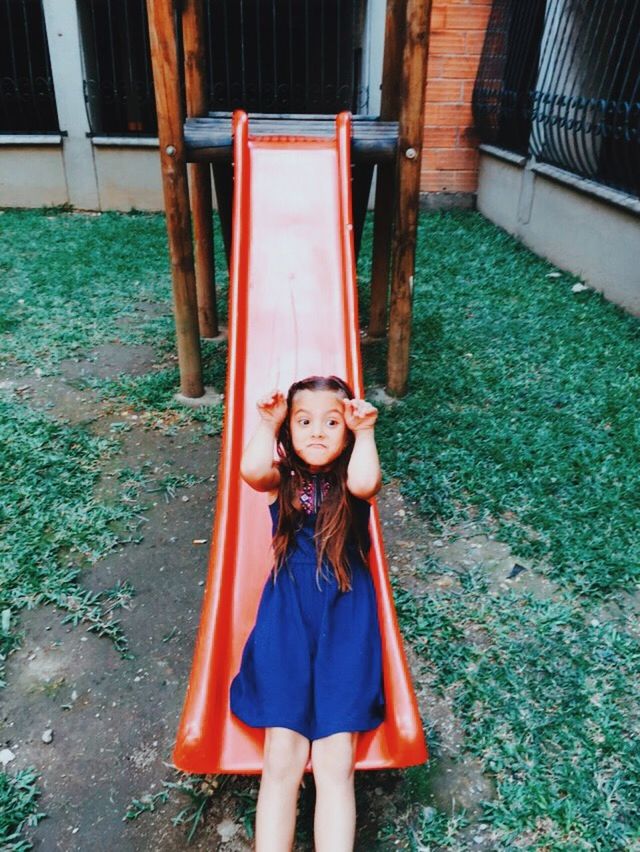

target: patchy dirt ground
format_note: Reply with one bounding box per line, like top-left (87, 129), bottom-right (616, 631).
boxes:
top-left (0, 339), bottom-right (560, 850)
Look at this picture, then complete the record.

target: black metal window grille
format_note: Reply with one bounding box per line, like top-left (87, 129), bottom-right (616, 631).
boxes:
top-left (472, 0), bottom-right (546, 155)
top-left (79, 0), bottom-right (368, 138)
top-left (205, 0), bottom-right (367, 114)
top-left (79, 0), bottom-right (157, 136)
top-left (0, 0), bottom-right (59, 133)
top-left (473, 0), bottom-right (640, 198)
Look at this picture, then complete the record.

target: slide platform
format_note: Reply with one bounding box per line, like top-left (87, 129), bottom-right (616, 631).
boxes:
top-left (173, 111), bottom-right (428, 773)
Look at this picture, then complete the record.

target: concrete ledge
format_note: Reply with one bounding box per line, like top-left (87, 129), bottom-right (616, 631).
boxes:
top-left (530, 161), bottom-right (640, 216)
top-left (91, 136), bottom-right (159, 148)
top-left (479, 144), bottom-right (640, 217)
top-left (479, 144), bottom-right (527, 168)
top-left (477, 149), bottom-right (640, 317)
top-left (0, 134), bottom-right (63, 145)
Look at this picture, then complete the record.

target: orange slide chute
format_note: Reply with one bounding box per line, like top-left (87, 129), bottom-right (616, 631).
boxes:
top-left (173, 111), bottom-right (428, 773)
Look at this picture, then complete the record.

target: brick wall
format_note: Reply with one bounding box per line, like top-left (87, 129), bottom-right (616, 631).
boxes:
top-left (421, 0), bottom-right (492, 197)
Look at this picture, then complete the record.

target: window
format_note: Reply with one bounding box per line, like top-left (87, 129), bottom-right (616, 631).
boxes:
top-left (78, 0), bottom-right (369, 137)
top-left (0, 0), bottom-right (59, 134)
top-left (473, 0), bottom-right (640, 197)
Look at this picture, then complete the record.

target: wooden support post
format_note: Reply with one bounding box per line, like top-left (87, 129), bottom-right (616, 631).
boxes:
top-left (369, 0), bottom-right (405, 338)
top-left (212, 164), bottom-right (233, 269)
top-left (369, 163), bottom-right (394, 336)
top-left (146, 0), bottom-right (203, 397)
top-left (352, 163), bottom-right (374, 259)
top-left (182, 0), bottom-right (218, 338)
top-left (387, 0), bottom-right (431, 397)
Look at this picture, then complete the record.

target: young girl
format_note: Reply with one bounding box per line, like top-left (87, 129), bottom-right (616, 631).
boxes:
top-left (230, 374), bottom-right (385, 851)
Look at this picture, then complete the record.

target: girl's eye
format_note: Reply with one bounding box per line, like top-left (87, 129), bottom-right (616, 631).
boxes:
top-left (327, 419), bottom-right (339, 426)
top-left (298, 418), bottom-right (310, 426)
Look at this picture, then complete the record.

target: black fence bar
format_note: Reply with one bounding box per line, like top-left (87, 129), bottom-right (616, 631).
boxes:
top-left (77, 0), bottom-right (367, 136)
top-left (473, 0), bottom-right (640, 198)
top-left (0, 0), bottom-right (59, 133)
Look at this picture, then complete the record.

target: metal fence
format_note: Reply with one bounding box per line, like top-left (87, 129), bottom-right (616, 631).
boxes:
top-left (0, 0), bottom-right (59, 134)
top-left (80, 0), bottom-right (368, 137)
top-left (79, 0), bottom-right (157, 135)
top-left (473, 0), bottom-right (640, 197)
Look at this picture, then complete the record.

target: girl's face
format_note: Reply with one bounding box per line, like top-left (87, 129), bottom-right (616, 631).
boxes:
top-left (289, 389), bottom-right (348, 472)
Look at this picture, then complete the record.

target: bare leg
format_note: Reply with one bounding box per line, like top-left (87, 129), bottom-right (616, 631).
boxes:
top-left (255, 727), bottom-right (311, 852)
top-left (311, 732), bottom-right (358, 852)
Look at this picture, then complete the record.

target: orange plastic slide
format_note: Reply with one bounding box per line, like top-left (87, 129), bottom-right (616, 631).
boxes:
top-left (173, 111), bottom-right (428, 774)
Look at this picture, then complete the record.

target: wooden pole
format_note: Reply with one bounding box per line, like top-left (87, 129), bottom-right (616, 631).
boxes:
top-left (386, 0), bottom-right (431, 396)
top-left (368, 0), bottom-right (405, 338)
top-left (182, 0), bottom-right (219, 338)
top-left (146, 0), bottom-right (204, 398)
top-left (352, 163), bottom-right (374, 259)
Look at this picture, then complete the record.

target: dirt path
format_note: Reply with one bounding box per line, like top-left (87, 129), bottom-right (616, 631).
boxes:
top-left (1, 341), bottom-right (542, 850)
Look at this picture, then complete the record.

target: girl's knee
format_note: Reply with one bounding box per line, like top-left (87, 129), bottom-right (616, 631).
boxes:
top-left (263, 727), bottom-right (310, 782)
top-left (311, 732), bottom-right (357, 786)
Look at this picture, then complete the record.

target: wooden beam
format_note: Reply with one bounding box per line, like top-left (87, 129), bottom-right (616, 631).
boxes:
top-left (146, 0), bottom-right (203, 397)
top-left (182, 0), bottom-right (218, 338)
top-left (387, 0), bottom-right (432, 397)
top-left (368, 162), bottom-right (394, 336)
top-left (369, 0), bottom-right (406, 338)
top-left (352, 164), bottom-right (374, 259)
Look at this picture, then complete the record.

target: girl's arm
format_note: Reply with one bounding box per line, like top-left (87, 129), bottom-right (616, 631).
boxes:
top-left (240, 390), bottom-right (285, 492)
top-left (343, 399), bottom-right (382, 500)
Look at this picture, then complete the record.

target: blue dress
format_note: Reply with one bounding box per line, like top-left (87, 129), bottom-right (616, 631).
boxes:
top-left (230, 481), bottom-right (385, 741)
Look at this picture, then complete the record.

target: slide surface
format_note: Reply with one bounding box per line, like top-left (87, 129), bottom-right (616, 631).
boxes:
top-left (173, 111), bottom-right (428, 773)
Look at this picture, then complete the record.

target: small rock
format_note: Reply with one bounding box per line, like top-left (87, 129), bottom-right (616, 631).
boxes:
top-left (216, 818), bottom-right (240, 842)
top-left (433, 539), bottom-right (444, 547)
top-left (422, 806), bottom-right (437, 822)
top-left (0, 748), bottom-right (16, 767)
top-left (572, 282), bottom-right (588, 292)
top-left (374, 786), bottom-right (383, 795)
top-left (42, 728), bottom-right (54, 744)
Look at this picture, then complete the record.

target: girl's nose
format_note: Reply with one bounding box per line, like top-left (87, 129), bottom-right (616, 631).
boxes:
top-left (311, 422), bottom-right (325, 437)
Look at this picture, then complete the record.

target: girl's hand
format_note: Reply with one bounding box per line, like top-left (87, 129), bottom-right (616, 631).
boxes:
top-left (256, 389), bottom-right (287, 428)
top-left (342, 398), bottom-right (378, 432)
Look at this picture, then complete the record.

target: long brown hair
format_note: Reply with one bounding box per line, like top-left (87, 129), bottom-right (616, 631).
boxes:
top-left (271, 375), bottom-right (368, 592)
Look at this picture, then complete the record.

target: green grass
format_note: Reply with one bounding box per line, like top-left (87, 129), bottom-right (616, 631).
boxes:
top-left (365, 212), bottom-right (640, 597)
top-left (356, 212), bottom-right (640, 849)
top-left (0, 766), bottom-right (45, 851)
top-left (0, 397), bottom-right (143, 679)
top-left (0, 208), bottom-right (228, 376)
top-left (70, 346), bottom-right (226, 437)
top-left (2, 206), bottom-right (640, 848)
top-left (391, 569), bottom-right (640, 849)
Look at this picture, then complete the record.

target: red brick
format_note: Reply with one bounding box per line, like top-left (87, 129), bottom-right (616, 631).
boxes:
top-left (426, 80), bottom-right (464, 103)
top-left (426, 56), bottom-right (446, 79)
top-left (421, 169), bottom-right (458, 192)
top-left (433, 147), bottom-right (478, 170)
top-left (445, 5), bottom-right (492, 29)
top-left (422, 126), bottom-right (459, 147)
top-left (441, 55), bottom-right (482, 79)
top-left (465, 30), bottom-right (487, 54)
top-left (460, 124), bottom-right (481, 146)
top-left (430, 31), bottom-right (466, 56)
top-left (430, 6), bottom-right (447, 29)
top-left (453, 170), bottom-right (479, 192)
top-left (462, 80), bottom-right (478, 101)
top-left (427, 102), bottom-right (474, 126)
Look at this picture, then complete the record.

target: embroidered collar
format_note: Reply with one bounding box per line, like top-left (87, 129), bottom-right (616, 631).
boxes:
top-left (299, 472), bottom-right (331, 515)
